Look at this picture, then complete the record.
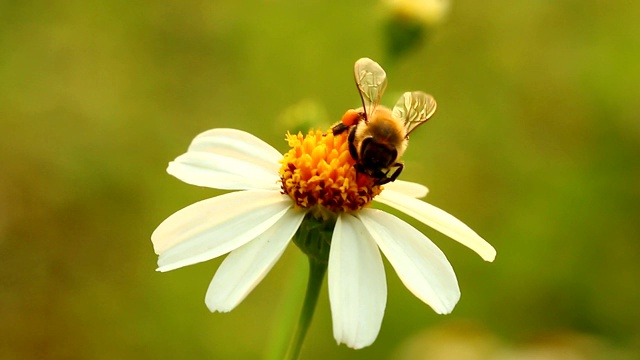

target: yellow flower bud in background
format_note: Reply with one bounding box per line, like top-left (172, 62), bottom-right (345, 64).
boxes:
top-left (384, 0), bottom-right (451, 27)
top-left (382, 0), bottom-right (451, 65)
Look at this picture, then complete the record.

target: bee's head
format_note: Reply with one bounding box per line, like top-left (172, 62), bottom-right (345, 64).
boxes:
top-left (359, 137), bottom-right (398, 170)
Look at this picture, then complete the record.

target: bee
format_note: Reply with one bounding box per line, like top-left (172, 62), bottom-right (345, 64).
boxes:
top-left (332, 57), bottom-right (437, 185)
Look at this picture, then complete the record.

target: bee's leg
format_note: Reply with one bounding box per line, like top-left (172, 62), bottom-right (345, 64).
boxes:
top-left (386, 163), bottom-right (403, 183)
top-left (347, 127), bottom-right (359, 161)
top-left (333, 109), bottom-right (364, 135)
top-left (331, 122), bottom-right (350, 135)
top-left (374, 175), bottom-right (391, 185)
top-left (375, 163), bottom-right (404, 185)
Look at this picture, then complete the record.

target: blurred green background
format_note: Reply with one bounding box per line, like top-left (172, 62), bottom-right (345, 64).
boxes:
top-left (1, 0), bottom-right (639, 359)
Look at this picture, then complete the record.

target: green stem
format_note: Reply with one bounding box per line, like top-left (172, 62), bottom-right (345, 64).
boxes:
top-left (284, 257), bottom-right (327, 360)
top-left (264, 255), bottom-right (307, 360)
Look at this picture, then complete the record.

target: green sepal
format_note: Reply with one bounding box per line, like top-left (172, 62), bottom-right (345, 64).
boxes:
top-left (292, 209), bottom-right (336, 264)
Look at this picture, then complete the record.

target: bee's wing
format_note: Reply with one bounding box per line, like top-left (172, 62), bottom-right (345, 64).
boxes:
top-left (392, 91), bottom-right (437, 137)
top-left (354, 58), bottom-right (387, 121)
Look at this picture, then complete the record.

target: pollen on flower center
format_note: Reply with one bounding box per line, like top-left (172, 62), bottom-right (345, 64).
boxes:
top-left (279, 129), bottom-right (382, 213)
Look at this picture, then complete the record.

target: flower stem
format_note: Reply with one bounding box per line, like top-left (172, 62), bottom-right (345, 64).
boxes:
top-left (284, 256), bottom-right (327, 360)
top-left (264, 255), bottom-right (307, 360)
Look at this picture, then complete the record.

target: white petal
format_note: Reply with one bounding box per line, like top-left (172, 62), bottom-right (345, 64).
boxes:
top-left (358, 209), bottom-right (460, 314)
top-left (382, 180), bottom-right (429, 198)
top-left (167, 128), bottom-right (282, 191)
top-left (152, 190), bottom-right (293, 271)
top-left (328, 213), bottom-right (386, 349)
top-left (205, 208), bottom-right (306, 312)
top-left (168, 154), bottom-right (280, 191)
top-left (375, 191), bottom-right (496, 262)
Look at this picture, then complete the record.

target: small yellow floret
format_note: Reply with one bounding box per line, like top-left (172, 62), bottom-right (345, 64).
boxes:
top-left (279, 129), bottom-right (382, 212)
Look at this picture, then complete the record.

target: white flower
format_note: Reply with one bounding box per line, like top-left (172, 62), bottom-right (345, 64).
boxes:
top-left (152, 128), bottom-right (495, 349)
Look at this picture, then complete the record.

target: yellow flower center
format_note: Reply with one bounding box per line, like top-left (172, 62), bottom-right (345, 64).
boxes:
top-left (279, 129), bottom-right (382, 213)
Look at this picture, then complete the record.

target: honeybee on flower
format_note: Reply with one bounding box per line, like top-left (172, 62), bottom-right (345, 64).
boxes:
top-left (152, 56), bottom-right (495, 353)
top-left (332, 57), bottom-right (437, 185)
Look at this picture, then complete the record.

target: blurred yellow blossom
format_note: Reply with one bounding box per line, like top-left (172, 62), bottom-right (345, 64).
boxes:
top-left (382, 0), bottom-right (451, 64)
top-left (384, 0), bottom-right (451, 26)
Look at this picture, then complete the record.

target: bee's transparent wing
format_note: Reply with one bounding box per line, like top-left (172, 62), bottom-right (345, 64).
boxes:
top-left (354, 58), bottom-right (387, 121)
top-left (392, 91), bottom-right (437, 137)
